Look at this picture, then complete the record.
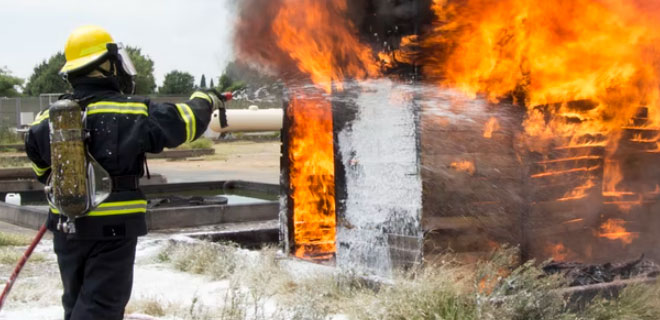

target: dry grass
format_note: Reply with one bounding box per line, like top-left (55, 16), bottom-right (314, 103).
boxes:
top-left (156, 243), bottom-right (660, 320)
top-left (7, 272), bottom-right (62, 306)
top-left (0, 157), bottom-right (29, 168)
top-left (126, 295), bottom-right (220, 320)
top-left (157, 240), bottom-right (239, 279)
top-left (126, 296), bottom-right (169, 317)
top-left (178, 138), bottom-right (214, 150)
top-left (0, 232), bottom-right (46, 266)
top-left (0, 247), bottom-right (45, 264)
top-left (581, 283), bottom-right (660, 320)
top-left (0, 232), bottom-right (33, 247)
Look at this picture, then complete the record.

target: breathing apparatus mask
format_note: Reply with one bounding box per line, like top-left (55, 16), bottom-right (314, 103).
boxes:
top-left (108, 43), bottom-right (137, 94)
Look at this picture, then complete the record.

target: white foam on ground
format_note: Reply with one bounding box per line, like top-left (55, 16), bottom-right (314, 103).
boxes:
top-left (0, 235), bottom-right (232, 320)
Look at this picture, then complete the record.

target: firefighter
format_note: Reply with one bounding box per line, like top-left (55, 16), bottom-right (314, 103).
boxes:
top-left (24, 25), bottom-right (225, 320)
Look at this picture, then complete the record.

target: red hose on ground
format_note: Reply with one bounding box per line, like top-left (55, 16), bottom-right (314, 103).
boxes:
top-left (0, 224), bottom-right (48, 310)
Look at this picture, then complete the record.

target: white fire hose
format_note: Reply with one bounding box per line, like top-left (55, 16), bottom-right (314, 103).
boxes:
top-left (209, 105), bottom-right (283, 133)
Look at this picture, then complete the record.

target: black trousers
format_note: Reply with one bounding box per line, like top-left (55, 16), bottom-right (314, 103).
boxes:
top-left (53, 232), bottom-right (138, 320)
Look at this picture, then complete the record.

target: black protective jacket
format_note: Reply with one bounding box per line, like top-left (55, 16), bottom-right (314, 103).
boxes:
top-left (25, 77), bottom-right (214, 239)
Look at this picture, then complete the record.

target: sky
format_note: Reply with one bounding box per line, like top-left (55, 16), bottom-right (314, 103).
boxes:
top-left (0, 0), bottom-right (237, 88)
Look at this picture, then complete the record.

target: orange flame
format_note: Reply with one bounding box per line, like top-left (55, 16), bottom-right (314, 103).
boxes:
top-left (271, 0), bottom-right (382, 260)
top-left (597, 219), bottom-right (638, 245)
top-left (450, 160), bottom-right (476, 175)
top-left (547, 243), bottom-right (569, 261)
top-left (483, 117), bottom-right (500, 139)
top-left (558, 179), bottom-right (596, 201)
top-left (413, 0), bottom-right (660, 221)
top-left (236, 0), bottom-right (660, 257)
top-left (272, 0), bottom-right (380, 93)
top-left (420, 0), bottom-right (660, 112)
top-left (288, 93), bottom-right (336, 260)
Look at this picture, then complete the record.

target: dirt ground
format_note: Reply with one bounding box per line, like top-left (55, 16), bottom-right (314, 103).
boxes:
top-left (148, 141), bottom-right (280, 184)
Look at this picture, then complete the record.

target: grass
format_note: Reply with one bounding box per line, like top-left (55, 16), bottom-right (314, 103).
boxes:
top-left (0, 156), bottom-right (29, 168)
top-left (0, 232), bottom-right (46, 265)
top-left (582, 283), bottom-right (660, 320)
top-left (126, 296), bottom-right (169, 317)
top-left (155, 243), bottom-right (660, 320)
top-left (0, 127), bottom-right (21, 145)
top-left (0, 232), bottom-right (32, 246)
top-left (0, 247), bottom-right (45, 264)
top-left (157, 240), bottom-right (239, 279)
top-left (177, 137), bottom-right (214, 150)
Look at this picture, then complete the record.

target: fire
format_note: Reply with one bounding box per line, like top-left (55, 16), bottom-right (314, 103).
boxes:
top-left (269, 0), bottom-right (380, 259)
top-left (597, 219), bottom-right (638, 245)
top-left (271, 0), bottom-right (379, 93)
top-left (558, 179), bottom-right (595, 202)
top-left (234, 0), bottom-right (660, 259)
top-left (419, 0), bottom-right (660, 111)
top-left (413, 0), bottom-right (660, 216)
top-left (288, 93), bottom-right (336, 260)
top-left (450, 160), bottom-right (476, 175)
top-left (548, 243), bottom-right (568, 261)
top-left (483, 117), bottom-right (500, 139)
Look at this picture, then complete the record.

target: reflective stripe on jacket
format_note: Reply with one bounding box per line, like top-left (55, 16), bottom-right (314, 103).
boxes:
top-left (24, 77), bottom-right (213, 239)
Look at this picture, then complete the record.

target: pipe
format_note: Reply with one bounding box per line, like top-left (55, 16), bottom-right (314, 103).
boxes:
top-left (209, 106), bottom-right (283, 133)
top-left (0, 223), bottom-right (47, 310)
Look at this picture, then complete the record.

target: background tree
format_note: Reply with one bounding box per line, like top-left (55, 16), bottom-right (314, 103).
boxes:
top-left (24, 52), bottom-right (70, 96)
top-left (126, 46), bottom-right (157, 95)
top-left (199, 74), bottom-right (207, 89)
top-left (159, 70), bottom-right (195, 95)
top-left (215, 60), bottom-right (276, 92)
top-left (209, 78), bottom-right (214, 89)
top-left (217, 74), bottom-right (233, 91)
top-left (0, 67), bottom-right (23, 97)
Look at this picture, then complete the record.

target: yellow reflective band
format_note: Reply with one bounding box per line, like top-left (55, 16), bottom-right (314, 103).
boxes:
top-left (176, 103), bottom-right (196, 142)
top-left (31, 163), bottom-right (50, 176)
top-left (31, 110), bottom-right (50, 125)
top-left (79, 43), bottom-right (108, 57)
top-left (50, 200), bottom-right (148, 216)
top-left (190, 92), bottom-right (212, 104)
top-left (97, 200), bottom-right (148, 208)
top-left (88, 208), bottom-right (147, 216)
top-left (87, 101), bottom-right (148, 116)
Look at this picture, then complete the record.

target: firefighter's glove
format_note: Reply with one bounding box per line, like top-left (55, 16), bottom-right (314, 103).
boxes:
top-left (205, 89), bottom-right (229, 129)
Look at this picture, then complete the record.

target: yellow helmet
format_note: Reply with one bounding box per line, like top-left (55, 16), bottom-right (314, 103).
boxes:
top-left (60, 25), bottom-right (114, 75)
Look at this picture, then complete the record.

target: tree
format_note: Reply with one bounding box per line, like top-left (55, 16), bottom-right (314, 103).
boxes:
top-left (126, 46), bottom-right (157, 95)
top-left (217, 73), bottom-right (247, 92)
top-left (0, 67), bottom-right (23, 97)
top-left (24, 47), bottom-right (156, 96)
top-left (218, 74), bottom-right (232, 91)
top-left (209, 78), bottom-right (214, 89)
top-left (159, 70), bottom-right (195, 95)
top-left (24, 52), bottom-right (70, 96)
top-left (216, 61), bottom-right (273, 93)
top-left (199, 74), bottom-right (207, 89)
